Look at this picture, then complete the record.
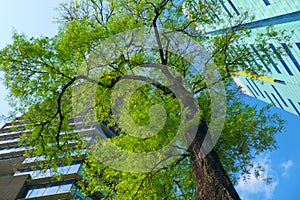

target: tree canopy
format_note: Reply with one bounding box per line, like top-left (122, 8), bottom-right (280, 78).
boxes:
top-left (0, 0), bottom-right (288, 199)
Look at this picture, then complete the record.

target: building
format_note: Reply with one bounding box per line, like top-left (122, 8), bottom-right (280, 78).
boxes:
top-left (0, 117), bottom-right (111, 199)
top-left (204, 0), bottom-right (300, 116)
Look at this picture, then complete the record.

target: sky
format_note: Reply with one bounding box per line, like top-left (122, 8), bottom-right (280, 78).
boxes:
top-left (0, 0), bottom-right (65, 120)
top-left (0, 1), bottom-right (299, 200)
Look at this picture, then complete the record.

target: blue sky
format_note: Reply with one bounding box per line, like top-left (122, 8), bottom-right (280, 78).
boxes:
top-left (0, 1), bottom-right (299, 199)
top-left (236, 96), bottom-right (300, 200)
top-left (0, 0), bottom-right (65, 118)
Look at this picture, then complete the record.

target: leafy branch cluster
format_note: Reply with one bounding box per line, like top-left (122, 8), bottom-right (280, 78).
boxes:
top-left (0, 0), bottom-right (290, 199)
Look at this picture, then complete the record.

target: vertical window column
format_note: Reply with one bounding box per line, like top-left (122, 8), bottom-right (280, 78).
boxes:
top-left (250, 44), bottom-right (271, 72)
top-left (270, 43), bottom-right (294, 76)
top-left (281, 43), bottom-right (300, 72)
top-left (271, 85), bottom-right (288, 107)
top-left (204, 0), bottom-right (221, 22)
top-left (218, 0), bottom-right (232, 17)
top-left (245, 78), bottom-right (260, 97)
top-left (270, 93), bottom-right (284, 109)
top-left (296, 42), bottom-right (300, 50)
top-left (260, 44), bottom-right (281, 74)
top-left (264, 91), bottom-right (275, 105)
top-left (263, 0), bottom-right (271, 6)
top-left (288, 99), bottom-right (300, 116)
top-left (227, 0), bottom-right (240, 15)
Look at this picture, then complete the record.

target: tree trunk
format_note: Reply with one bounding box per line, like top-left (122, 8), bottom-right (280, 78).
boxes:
top-left (189, 121), bottom-right (241, 200)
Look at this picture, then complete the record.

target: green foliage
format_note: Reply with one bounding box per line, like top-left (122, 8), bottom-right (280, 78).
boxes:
top-left (216, 87), bottom-right (284, 184)
top-left (80, 151), bottom-right (196, 199)
top-left (0, 0), bottom-right (289, 199)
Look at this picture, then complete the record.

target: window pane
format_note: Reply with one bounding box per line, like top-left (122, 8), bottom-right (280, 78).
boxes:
top-left (68, 164), bottom-right (81, 174)
top-left (26, 188), bottom-right (45, 198)
top-left (43, 185), bottom-right (60, 196)
top-left (57, 183), bottom-right (72, 193)
top-left (59, 165), bottom-right (70, 175)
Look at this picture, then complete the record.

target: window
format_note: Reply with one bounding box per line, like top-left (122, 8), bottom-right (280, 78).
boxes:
top-left (204, 0), bottom-right (221, 22)
top-left (59, 165), bottom-right (71, 174)
top-left (231, 48), bottom-right (255, 68)
top-left (26, 188), bottom-right (45, 199)
top-left (271, 85), bottom-right (288, 107)
top-left (260, 45), bottom-right (281, 74)
top-left (22, 150), bottom-right (86, 164)
top-left (0, 138), bottom-right (19, 145)
top-left (218, 0), bottom-right (232, 17)
top-left (15, 164), bottom-right (82, 180)
top-left (246, 85), bottom-right (257, 98)
top-left (241, 45), bottom-right (263, 69)
top-left (26, 183), bottom-right (73, 199)
top-left (208, 11), bottom-right (300, 35)
top-left (43, 186), bottom-right (60, 196)
top-left (58, 184), bottom-right (73, 193)
top-left (22, 156), bottom-right (44, 164)
top-left (264, 91), bottom-right (275, 105)
top-left (245, 79), bottom-right (260, 97)
top-left (270, 43), bottom-right (293, 75)
top-left (250, 44), bottom-right (271, 72)
top-left (227, 0), bottom-right (240, 15)
top-left (281, 43), bottom-right (300, 72)
top-left (263, 0), bottom-right (270, 6)
top-left (271, 93), bottom-right (283, 109)
top-left (296, 42), bottom-right (300, 50)
top-left (0, 146), bottom-right (26, 155)
top-left (288, 99), bottom-right (300, 116)
top-left (32, 169), bottom-right (52, 179)
top-left (250, 79), bottom-right (266, 98)
top-left (68, 164), bottom-right (81, 174)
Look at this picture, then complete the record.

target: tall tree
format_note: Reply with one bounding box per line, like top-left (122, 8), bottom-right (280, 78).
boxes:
top-left (0, 0), bottom-right (288, 199)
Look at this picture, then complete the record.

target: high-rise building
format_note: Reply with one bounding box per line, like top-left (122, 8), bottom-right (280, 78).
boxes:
top-left (0, 117), bottom-right (110, 199)
top-left (205, 0), bottom-right (300, 116)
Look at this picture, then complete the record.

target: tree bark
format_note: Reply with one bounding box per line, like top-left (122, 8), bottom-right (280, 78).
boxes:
top-left (189, 121), bottom-right (241, 200)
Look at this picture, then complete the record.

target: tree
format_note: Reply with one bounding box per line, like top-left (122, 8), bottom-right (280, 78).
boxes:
top-left (0, 0), bottom-right (288, 199)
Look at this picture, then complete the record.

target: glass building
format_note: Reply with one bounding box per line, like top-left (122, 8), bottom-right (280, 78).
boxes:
top-left (205, 0), bottom-right (300, 116)
top-left (0, 117), bottom-right (107, 199)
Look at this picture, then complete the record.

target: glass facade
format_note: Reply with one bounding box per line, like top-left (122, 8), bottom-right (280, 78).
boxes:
top-left (0, 146), bottom-right (29, 155)
top-left (25, 182), bottom-right (73, 199)
top-left (15, 163), bottom-right (82, 180)
top-left (207, 0), bottom-right (300, 116)
top-left (0, 118), bottom-right (104, 199)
